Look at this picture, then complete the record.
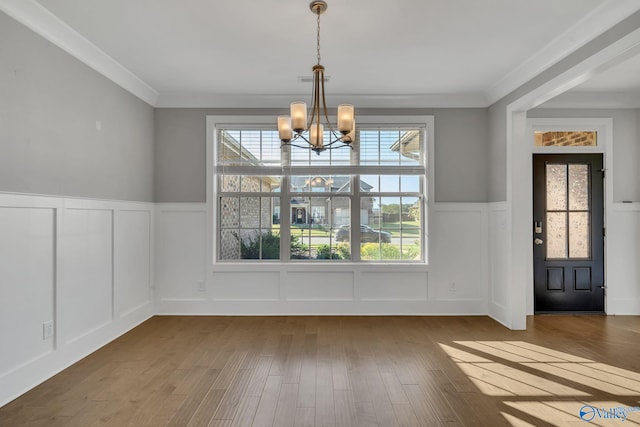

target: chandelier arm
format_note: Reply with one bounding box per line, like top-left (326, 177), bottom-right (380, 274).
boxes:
top-left (319, 142), bottom-right (353, 150)
top-left (283, 142), bottom-right (317, 150)
top-left (292, 133), bottom-right (311, 144)
top-left (315, 68), bottom-right (322, 131)
top-left (324, 134), bottom-right (353, 147)
top-left (281, 141), bottom-right (350, 151)
top-left (307, 68), bottom-right (319, 130)
top-left (320, 68), bottom-right (338, 135)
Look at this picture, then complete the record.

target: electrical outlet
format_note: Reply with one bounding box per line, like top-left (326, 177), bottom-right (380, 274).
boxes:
top-left (197, 280), bottom-right (206, 292)
top-left (449, 281), bottom-right (456, 292)
top-left (43, 321), bottom-right (54, 339)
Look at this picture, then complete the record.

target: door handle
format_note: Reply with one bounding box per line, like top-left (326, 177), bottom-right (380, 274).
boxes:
top-left (534, 238), bottom-right (543, 245)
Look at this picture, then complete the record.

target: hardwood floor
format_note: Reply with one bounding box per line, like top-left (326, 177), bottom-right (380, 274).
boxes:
top-left (1, 315), bottom-right (640, 426)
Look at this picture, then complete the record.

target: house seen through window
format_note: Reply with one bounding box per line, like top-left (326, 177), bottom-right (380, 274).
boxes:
top-left (215, 125), bottom-right (426, 262)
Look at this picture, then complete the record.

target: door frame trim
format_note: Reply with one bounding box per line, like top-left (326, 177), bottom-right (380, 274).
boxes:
top-left (525, 118), bottom-right (613, 315)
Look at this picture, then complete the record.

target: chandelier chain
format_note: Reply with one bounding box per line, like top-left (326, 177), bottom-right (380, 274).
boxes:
top-left (316, 9), bottom-right (321, 65)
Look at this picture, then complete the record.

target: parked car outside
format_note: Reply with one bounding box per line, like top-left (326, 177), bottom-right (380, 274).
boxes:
top-left (334, 225), bottom-right (392, 243)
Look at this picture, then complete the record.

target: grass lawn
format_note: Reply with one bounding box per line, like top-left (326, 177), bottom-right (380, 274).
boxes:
top-left (272, 221), bottom-right (420, 238)
top-left (273, 224), bottom-right (332, 237)
top-left (381, 220), bottom-right (420, 236)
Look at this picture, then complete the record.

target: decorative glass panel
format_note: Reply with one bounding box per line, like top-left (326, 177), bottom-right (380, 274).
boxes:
top-left (546, 164), bottom-right (567, 210)
top-left (569, 212), bottom-right (590, 258)
top-left (568, 165), bottom-right (589, 210)
top-left (534, 131), bottom-right (597, 147)
top-left (547, 212), bottom-right (567, 259)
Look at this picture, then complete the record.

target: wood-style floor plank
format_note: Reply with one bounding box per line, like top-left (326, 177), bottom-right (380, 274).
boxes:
top-left (252, 375), bottom-right (282, 427)
top-left (2, 315), bottom-right (640, 426)
top-left (294, 407), bottom-right (316, 427)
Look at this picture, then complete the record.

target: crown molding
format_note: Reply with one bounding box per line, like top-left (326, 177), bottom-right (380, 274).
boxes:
top-left (485, 0), bottom-right (640, 106)
top-left (0, 0), bottom-right (159, 106)
top-left (155, 93), bottom-right (489, 109)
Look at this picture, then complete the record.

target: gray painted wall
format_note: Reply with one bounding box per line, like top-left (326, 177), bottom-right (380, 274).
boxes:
top-left (0, 12), bottom-right (154, 201)
top-left (154, 108), bottom-right (490, 203)
top-left (432, 108), bottom-right (489, 202)
top-left (487, 101), bottom-right (507, 202)
top-left (528, 108), bottom-right (640, 203)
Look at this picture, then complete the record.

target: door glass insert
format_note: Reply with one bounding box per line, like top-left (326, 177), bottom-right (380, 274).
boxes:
top-left (568, 165), bottom-right (589, 210)
top-left (545, 163), bottom-right (591, 260)
top-left (546, 165), bottom-right (567, 210)
top-left (569, 212), bottom-right (590, 258)
top-left (546, 212), bottom-right (567, 258)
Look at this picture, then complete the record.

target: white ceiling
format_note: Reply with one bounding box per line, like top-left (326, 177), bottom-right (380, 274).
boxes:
top-left (3, 0), bottom-right (640, 108)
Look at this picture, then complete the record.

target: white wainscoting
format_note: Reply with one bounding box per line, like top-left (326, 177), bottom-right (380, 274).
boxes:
top-left (3, 196), bottom-right (638, 407)
top-left (155, 202), bottom-right (490, 315)
top-left (487, 202), bottom-right (510, 327)
top-left (0, 193), bottom-right (154, 407)
top-left (606, 203), bottom-right (640, 314)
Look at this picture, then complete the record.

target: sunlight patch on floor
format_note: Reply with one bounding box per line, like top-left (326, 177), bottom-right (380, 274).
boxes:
top-left (440, 340), bottom-right (640, 426)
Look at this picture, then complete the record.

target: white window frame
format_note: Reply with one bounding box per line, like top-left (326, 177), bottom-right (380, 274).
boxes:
top-left (206, 115), bottom-right (434, 268)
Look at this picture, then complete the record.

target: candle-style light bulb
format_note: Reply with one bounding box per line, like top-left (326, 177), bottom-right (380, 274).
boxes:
top-left (278, 116), bottom-right (293, 142)
top-left (337, 104), bottom-right (354, 134)
top-left (310, 123), bottom-right (324, 148)
top-left (290, 102), bottom-right (307, 132)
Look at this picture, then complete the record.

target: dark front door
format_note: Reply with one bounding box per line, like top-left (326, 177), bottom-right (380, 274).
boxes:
top-left (533, 154), bottom-right (605, 313)
top-left (293, 207), bottom-right (306, 224)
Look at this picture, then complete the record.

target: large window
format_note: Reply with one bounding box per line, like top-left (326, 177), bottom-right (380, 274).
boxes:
top-left (215, 124), bottom-right (427, 262)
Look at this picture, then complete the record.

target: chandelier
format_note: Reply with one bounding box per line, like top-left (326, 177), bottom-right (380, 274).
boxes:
top-left (277, 1), bottom-right (355, 155)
